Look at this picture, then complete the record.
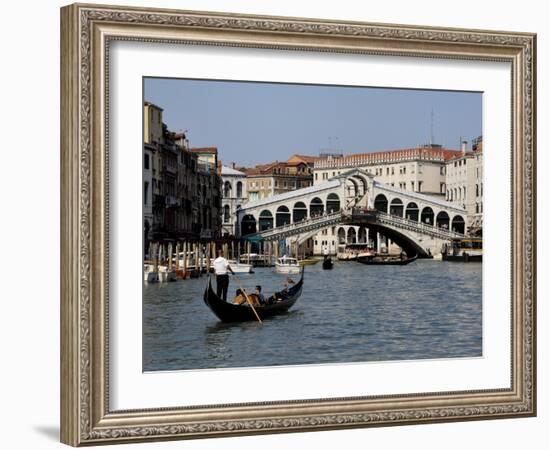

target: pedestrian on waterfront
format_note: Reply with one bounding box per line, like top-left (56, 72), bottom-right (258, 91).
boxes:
top-left (213, 249), bottom-right (234, 301)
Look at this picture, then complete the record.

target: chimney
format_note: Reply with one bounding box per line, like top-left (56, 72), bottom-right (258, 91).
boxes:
top-left (231, 161), bottom-right (236, 169)
top-left (461, 140), bottom-right (468, 155)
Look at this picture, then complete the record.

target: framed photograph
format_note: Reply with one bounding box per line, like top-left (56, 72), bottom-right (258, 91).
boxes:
top-left (60, 3), bottom-right (536, 446)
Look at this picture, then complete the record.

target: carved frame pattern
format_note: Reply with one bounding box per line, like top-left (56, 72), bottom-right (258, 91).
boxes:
top-left (61, 3), bottom-right (536, 446)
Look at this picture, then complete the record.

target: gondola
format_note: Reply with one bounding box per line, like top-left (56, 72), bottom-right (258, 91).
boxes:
top-left (203, 269), bottom-right (304, 323)
top-left (322, 256), bottom-right (333, 270)
top-left (356, 254), bottom-right (418, 266)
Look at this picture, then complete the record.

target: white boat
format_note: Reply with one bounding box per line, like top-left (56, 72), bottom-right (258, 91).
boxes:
top-left (143, 264), bottom-right (159, 283)
top-left (228, 260), bottom-right (253, 273)
top-left (275, 257), bottom-right (301, 274)
top-left (442, 238), bottom-right (482, 262)
top-left (209, 259), bottom-right (253, 273)
top-left (158, 265), bottom-right (177, 282)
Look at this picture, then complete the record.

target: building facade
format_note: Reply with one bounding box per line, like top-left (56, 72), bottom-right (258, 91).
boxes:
top-left (143, 102), bottom-right (222, 246)
top-left (143, 143), bottom-right (154, 246)
top-left (221, 165), bottom-right (247, 237)
top-left (143, 102), bottom-right (163, 248)
top-left (313, 145), bottom-right (461, 196)
top-left (189, 148), bottom-right (222, 239)
top-left (445, 137), bottom-right (483, 231)
top-left (244, 155), bottom-right (316, 202)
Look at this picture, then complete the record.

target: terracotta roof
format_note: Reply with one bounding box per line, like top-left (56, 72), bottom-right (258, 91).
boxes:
top-left (344, 148), bottom-right (462, 161)
top-left (314, 147), bottom-right (463, 169)
top-left (446, 151), bottom-right (477, 162)
top-left (244, 161), bottom-right (313, 178)
top-left (287, 154), bottom-right (319, 164)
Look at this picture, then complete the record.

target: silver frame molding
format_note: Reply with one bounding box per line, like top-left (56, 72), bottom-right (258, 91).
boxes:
top-left (60, 3), bottom-right (536, 446)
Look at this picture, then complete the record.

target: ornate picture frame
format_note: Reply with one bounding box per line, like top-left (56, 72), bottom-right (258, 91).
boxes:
top-left (60, 3), bottom-right (536, 446)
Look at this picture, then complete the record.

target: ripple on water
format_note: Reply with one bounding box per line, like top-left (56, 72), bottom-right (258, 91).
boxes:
top-left (143, 260), bottom-right (482, 371)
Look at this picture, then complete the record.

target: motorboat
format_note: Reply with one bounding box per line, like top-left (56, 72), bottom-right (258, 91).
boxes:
top-left (275, 256), bottom-right (301, 274)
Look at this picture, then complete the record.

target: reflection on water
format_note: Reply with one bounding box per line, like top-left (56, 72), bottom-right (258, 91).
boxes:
top-left (143, 260), bottom-right (482, 371)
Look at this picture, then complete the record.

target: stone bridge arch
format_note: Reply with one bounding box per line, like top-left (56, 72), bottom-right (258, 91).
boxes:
top-left (258, 210), bottom-right (273, 231)
top-left (360, 223), bottom-right (430, 257)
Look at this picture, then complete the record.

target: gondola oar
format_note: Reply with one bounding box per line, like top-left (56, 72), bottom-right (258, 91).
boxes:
top-left (232, 274), bottom-right (262, 324)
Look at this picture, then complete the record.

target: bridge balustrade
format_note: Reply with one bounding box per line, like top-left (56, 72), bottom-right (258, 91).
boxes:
top-left (376, 211), bottom-right (466, 239)
top-left (254, 210), bottom-right (343, 240)
top-left (345, 207), bottom-right (465, 239)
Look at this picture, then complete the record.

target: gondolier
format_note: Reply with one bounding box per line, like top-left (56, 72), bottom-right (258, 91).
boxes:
top-left (213, 249), bottom-right (234, 301)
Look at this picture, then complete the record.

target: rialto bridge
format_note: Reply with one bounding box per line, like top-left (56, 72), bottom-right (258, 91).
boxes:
top-left (235, 169), bottom-right (468, 257)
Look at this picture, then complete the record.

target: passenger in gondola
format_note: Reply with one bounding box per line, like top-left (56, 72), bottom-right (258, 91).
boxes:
top-left (267, 284), bottom-right (287, 304)
top-left (254, 285), bottom-right (267, 305)
top-left (233, 288), bottom-right (262, 306)
top-left (233, 288), bottom-right (244, 305)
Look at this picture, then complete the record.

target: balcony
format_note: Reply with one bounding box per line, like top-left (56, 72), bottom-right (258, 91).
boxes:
top-left (164, 165), bottom-right (177, 175)
top-left (197, 162), bottom-right (216, 173)
top-left (165, 195), bottom-right (179, 207)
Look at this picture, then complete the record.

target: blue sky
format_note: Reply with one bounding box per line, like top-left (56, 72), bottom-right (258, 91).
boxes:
top-left (144, 78), bottom-right (482, 167)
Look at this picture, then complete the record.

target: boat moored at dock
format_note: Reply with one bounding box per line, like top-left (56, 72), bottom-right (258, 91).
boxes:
top-left (337, 243), bottom-right (375, 261)
top-left (275, 256), bottom-right (301, 274)
top-left (210, 259), bottom-right (254, 273)
top-left (356, 254), bottom-right (418, 266)
top-left (442, 238), bottom-right (482, 262)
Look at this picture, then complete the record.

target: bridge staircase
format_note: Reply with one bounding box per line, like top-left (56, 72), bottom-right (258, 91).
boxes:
top-left (248, 210), bottom-right (343, 241)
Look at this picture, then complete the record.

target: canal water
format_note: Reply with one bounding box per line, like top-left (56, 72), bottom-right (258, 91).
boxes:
top-left (143, 260), bottom-right (482, 372)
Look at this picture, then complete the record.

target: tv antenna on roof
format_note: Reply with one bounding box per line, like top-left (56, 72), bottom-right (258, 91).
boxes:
top-left (430, 109), bottom-right (435, 146)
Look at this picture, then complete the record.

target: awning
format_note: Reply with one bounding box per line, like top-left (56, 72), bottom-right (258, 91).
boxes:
top-left (242, 234), bottom-right (264, 243)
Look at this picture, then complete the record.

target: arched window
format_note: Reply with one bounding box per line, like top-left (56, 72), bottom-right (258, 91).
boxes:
top-left (389, 198), bottom-right (404, 217)
top-left (436, 211), bottom-right (450, 229)
top-left (223, 205), bottom-right (230, 223)
top-left (310, 197), bottom-right (324, 217)
top-left (337, 227), bottom-right (346, 244)
top-left (223, 181), bottom-right (231, 197)
top-left (293, 202), bottom-right (307, 222)
top-left (276, 206), bottom-right (291, 227)
top-left (259, 210), bottom-right (274, 231)
top-left (451, 215), bottom-right (465, 234)
top-left (236, 181), bottom-right (243, 198)
top-left (326, 193), bottom-right (340, 213)
top-left (421, 207), bottom-right (434, 225)
top-left (374, 194), bottom-right (388, 213)
top-left (241, 214), bottom-right (257, 235)
top-left (405, 202), bottom-right (419, 221)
